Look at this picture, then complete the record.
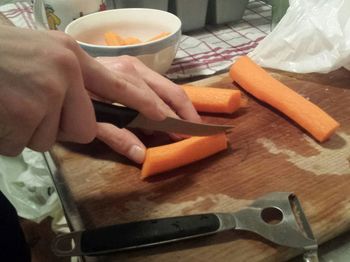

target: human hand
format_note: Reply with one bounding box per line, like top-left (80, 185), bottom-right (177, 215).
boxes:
top-left (0, 26), bottom-right (97, 156)
top-left (94, 56), bottom-right (201, 163)
top-left (0, 26), bottom-right (200, 163)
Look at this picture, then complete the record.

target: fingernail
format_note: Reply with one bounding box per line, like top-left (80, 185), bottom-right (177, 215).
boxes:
top-left (128, 145), bottom-right (145, 164)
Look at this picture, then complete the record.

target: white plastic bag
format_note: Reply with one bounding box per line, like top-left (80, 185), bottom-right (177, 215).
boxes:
top-left (0, 149), bottom-right (61, 223)
top-left (250, 0), bottom-right (350, 73)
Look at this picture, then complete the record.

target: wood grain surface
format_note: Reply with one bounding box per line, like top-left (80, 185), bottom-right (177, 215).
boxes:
top-left (51, 69), bottom-right (350, 261)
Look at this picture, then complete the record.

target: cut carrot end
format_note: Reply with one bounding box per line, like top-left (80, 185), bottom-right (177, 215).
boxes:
top-left (182, 85), bottom-right (242, 114)
top-left (229, 56), bottom-right (340, 142)
top-left (141, 133), bottom-right (228, 179)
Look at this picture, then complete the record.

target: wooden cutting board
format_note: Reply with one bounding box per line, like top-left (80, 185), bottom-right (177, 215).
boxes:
top-left (50, 69), bottom-right (350, 261)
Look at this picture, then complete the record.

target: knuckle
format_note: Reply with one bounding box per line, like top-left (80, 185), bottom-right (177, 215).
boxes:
top-left (99, 127), bottom-right (131, 155)
top-left (142, 96), bottom-right (158, 111)
top-left (48, 49), bottom-right (77, 70)
top-left (51, 31), bottom-right (80, 51)
top-left (59, 123), bottom-right (96, 144)
top-left (173, 86), bottom-right (189, 102)
top-left (119, 55), bottom-right (138, 64)
top-left (114, 58), bottom-right (136, 73)
top-left (113, 135), bottom-right (129, 154)
top-left (148, 99), bottom-right (168, 120)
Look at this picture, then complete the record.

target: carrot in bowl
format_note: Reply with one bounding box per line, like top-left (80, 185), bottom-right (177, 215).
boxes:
top-left (104, 31), bottom-right (125, 46)
top-left (147, 32), bottom-right (170, 42)
top-left (229, 56), bottom-right (340, 142)
top-left (141, 133), bottom-right (228, 179)
top-left (182, 85), bottom-right (242, 114)
top-left (123, 37), bottom-right (142, 45)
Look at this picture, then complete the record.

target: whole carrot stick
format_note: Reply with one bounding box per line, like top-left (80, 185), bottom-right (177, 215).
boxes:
top-left (230, 56), bottom-right (340, 142)
top-left (141, 133), bottom-right (228, 179)
top-left (182, 85), bottom-right (242, 113)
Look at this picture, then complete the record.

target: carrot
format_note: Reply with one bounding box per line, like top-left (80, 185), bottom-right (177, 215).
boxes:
top-left (104, 31), bottom-right (170, 46)
top-left (229, 56), bottom-right (340, 142)
top-left (141, 133), bottom-right (228, 179)
top-left (123, 37), bottom-right (142, 45)
top-left (104, 32), bottom-right (125, 46)
top-left (182, 85), bottom-right (242, 114)
top-left (147, 32), bottom-right (170, 42)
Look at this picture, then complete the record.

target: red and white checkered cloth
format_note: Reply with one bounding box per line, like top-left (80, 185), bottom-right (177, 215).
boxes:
top-left (167, 1), bottom-right (271, 79)
top-left (0, 0), bottom-right (271, 79)
top-left (0, 1), bottom-right (37, 29)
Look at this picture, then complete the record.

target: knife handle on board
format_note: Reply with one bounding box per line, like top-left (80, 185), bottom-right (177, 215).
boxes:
top-left (52, 213), bottom-right (231, 257)
top-left (92, 100), bottom-right (138, 128)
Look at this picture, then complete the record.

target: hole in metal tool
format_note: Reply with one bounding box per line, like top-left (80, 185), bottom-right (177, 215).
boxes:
top-left (55, 235), bottom-right (76, 253)
top-left (261, 207), bottom-right (283, 225)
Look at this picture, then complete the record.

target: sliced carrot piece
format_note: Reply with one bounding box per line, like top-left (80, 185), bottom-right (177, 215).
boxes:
top-left (124, 37), bottom-right (142, 45)
top-left (182, 85), bottom-right (242, 114)
top-left (147, 32), bottom-right (170, 42)
top-left (230, 56), bottom-right (340, 142)
top-left (104, 32), bottom-right (125, 46)
top-left (141, 133), bottom-right (228, 179)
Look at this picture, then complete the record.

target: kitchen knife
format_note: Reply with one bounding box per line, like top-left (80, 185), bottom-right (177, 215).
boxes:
top-left (92, 100), bottom-right (233, 136)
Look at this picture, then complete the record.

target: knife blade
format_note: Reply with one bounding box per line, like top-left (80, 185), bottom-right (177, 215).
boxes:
top-left (92, 100), bottom-right (233, 136)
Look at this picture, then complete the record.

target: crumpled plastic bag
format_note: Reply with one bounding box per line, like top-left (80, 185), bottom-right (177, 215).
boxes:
top-left (0, 149), bottom-right (61, 223)
top-left (250, 0), bottom-right (350, 73)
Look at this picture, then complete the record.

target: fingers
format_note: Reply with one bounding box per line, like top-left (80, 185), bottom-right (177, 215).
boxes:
top-left (97, 123), bottom-right (146, 164)
top-left (57, 71), bottom-right (97, 143)
top-left (36, 33), bottom-right (97, 143)
top-left (80, 55), bottom-right (175, 120)
top-left (0, 97), bottom-right (39, 156)
top-left (27, 96), bottom-right (62, 152)
top-left (0, 29), bottom-right (98, 155)
top-left (107, 56), bottom-right (201, 123)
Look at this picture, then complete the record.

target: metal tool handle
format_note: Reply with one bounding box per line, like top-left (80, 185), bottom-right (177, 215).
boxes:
top-left (92, 100), bottom-right (139, 128)
top-left (52, 213), bottom-right (223, 256)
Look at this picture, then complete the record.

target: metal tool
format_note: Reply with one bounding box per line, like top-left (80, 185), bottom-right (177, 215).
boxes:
top-left (52, 192), bottom-right (318, 261)
top-left (92, 99), bottom-right (233, 136)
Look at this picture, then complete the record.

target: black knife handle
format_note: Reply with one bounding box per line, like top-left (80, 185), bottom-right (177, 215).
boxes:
top-left (52, 214), bottom-right (221, 256)
top-left (92, 100), bottom-right (138, 128)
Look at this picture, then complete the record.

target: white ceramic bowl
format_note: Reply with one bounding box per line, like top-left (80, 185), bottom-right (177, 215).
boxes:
top-left (65, 8), bottom-right (182, 74)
